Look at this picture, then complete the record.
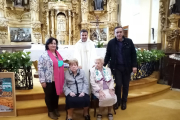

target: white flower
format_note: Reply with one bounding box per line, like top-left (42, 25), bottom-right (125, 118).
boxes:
top-left (141, 57), bottom-right (143, 59)
top-left (2, 50), bottom-right (6, 53)
top-left (144, 49), bottom-right (146, 51)
top-left (22, 54), bottom-right (25, 58)
top-left (139, 54), bottom-right (142, 56)
top-left (8, 60), bottom-right (10, 63)
top-left (8, 56), bottom-right (10, 57)
top-left (13, 52), bottom-right (15, 53)
top-left (138, 48), bottom-right (141, 50)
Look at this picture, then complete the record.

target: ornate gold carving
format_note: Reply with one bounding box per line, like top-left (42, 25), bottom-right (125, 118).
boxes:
top-left (168, 14), bottom-right (180, 29)
top-left (159, 2), bottom-right (165, 30)
top-left (108, 22), bottom-right (118, 39)
top-left (30, 0), bottom-right (39, 12)
top-left (32, 22), bottom-right (42, 43)
top-left (109, 0), bottom-right (117, 13)
top-left (6, 10), bottom-right (26, 19)
top-left (81, 0), bottom-right (88, 13)
top-left (166, 29), bottom-right (180, 51)
top-left (81, 22), bottom-right (89, 31)
top-left (72, 0), bottom-right (78, 13)
top-left (0, 0), bottom-right (5, 10)
top-left (0, 19), bottom-right (8, 44)
top-left (48, 1), bottom-right (68, 11)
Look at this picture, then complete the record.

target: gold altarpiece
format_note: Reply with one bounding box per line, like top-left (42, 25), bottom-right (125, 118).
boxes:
top-left (159, 0), bottom-right (180, 52)
top-left (0, 0), bottom-right (118, 45)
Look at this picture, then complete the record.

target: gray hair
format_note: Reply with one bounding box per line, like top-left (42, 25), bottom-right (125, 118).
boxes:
top-left (94, 56), bottom-right (104, 64)
top-left (69, 58), bottom-right (78, 66)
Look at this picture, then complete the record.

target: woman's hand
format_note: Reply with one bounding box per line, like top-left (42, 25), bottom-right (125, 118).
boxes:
top-left (99, 90), bottom-right (106, 100)
top-left (79, 92), bottom-right (85, 97)
top-left (41, 82), bottom-right (46, 88)
top-left (109, 89), bottom-right (115, 97)
top-left (70, 92), bottom-right (76, 97)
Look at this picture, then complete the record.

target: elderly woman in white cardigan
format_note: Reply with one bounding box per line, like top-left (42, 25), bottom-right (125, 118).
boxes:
top-left (90, 57), bottom-right (117, 120)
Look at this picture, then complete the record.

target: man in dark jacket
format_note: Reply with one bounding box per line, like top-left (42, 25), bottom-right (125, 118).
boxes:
top-left (104, 26), bottom-right (137, 110)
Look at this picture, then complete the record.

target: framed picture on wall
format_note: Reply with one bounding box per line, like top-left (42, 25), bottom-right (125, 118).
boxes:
top-left (0, 72), bottom-right (16, 117)
top-left (90, 28), bottom-right (107, 42)
top-left (10, 27), bottom-right (31, 42)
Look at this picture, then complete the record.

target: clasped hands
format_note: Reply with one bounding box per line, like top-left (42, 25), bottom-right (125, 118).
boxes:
top-left (70, 92), bottom-right (84, 97)
top-left (99, 89), bottom-right (115, 100)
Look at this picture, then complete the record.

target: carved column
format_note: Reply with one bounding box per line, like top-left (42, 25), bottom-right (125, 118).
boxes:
top-left (46, 10), bottom-right (50, 38)
top-left (0, 0), bottom-right (5, 18)
top-left (51, 10), bottom-right (55, 37)
top-left (0, 0), bottom-right (7, 45)
top-left (81, 0), bottom-right (89, 30)
top-left (72, 12), bottom-right (76, 44)
top-left (68, 10), bottom-right (72, 45)
top-left (30, 0), bottom-right (42, 43)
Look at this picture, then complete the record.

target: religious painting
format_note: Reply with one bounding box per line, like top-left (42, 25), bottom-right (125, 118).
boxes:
top-left (10, 27), bottom-right (31, 42)
top-left (90, 28), bottom-right (107, 41)
top-left (0, 73), bottom-right (16, 117)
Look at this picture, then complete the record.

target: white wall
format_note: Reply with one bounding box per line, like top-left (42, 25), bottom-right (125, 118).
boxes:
top-left (121, 0), bottom-right (160, 44)
top-left (150, 0), bottom-right (160, 43)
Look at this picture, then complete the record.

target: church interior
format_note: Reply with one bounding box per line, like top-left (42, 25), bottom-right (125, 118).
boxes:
top-left (0, 0), bottom-right (180, 120)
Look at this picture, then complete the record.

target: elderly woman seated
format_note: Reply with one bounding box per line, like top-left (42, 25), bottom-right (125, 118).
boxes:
top-left (63, 58), bottom-right (90, 120)
top-left (90, 57), bottom-right (117, 120)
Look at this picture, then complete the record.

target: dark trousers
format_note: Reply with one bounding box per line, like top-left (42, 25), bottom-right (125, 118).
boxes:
top-left (114, 66), bottom-right (130, 103)
top-left (43, 82), bottom-right (59, 112)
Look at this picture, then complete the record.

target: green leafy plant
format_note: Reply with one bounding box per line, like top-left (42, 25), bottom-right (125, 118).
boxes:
top-left (0, 51), bottom-right (32, 72)
top-left (136, 48), bottom-right (165, 65)
top-left (96, 41), bottom-right (104, 48)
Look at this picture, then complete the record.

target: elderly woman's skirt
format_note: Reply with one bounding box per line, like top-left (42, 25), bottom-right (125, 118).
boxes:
top-left (94, 89), bottom-right (117, 107)
top-left (66, 93), bottom-right (90, 109)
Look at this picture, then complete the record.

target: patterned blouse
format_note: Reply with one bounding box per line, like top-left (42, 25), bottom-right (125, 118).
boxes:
top-left (38, 51), bottom-right (68, 83)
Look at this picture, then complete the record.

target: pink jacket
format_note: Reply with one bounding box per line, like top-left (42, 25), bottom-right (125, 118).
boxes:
top-left (90, 67), bottom-right (115, 95)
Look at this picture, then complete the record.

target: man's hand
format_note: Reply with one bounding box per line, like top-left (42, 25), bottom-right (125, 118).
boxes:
top-left (70, 92), bottom-right (76, 97)
top-left (99, 90), bottom-right (106, 100)
top-left (79, 92), bottom-right (85, 97)
top-left (132, 67), bottom-right (137, 73)
top-left (78, 66), bottom-right (82, 69)
top-left (41, 82), bottom-right (46, 88)
top-left (109, 89), bottom-right (115, 97)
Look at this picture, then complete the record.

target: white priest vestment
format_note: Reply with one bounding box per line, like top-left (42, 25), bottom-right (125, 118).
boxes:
top-left (74, 39), bottom-right (97, 84)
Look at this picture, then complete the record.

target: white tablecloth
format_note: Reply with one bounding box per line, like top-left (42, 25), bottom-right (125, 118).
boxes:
top-left (24, 45), bottom-right (106, 61)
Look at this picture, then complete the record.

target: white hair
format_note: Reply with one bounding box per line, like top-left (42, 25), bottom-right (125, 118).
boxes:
top-left (94, 56), bottom-right (104, 64)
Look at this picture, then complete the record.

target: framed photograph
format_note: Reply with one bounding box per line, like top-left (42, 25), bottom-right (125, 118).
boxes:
top-left (0, 73), bottom-right (16, 117)
top-left (90, 28), bottom-right (107, 41)
top-left (10, 27), bottom-right (31, 42)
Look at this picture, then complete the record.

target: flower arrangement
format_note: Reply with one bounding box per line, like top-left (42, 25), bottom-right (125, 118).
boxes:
top-left (94, 40), bottom-right (104, 48)
top-left (136, 48), bottom-right (165, 65)
top-left (0, 50), bottom-right (32, 72)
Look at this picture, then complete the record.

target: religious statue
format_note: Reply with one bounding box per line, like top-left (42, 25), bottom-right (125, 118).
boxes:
top-left (169, 0), bottom-right (180, 14)
top-left (94, 0), bottom-right (104, 10)
top-left (15, 0), bottom-right (23, 6)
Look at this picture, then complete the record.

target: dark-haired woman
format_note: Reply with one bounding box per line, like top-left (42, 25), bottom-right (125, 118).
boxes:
top-left (38, 37), bottom-right (64, 120)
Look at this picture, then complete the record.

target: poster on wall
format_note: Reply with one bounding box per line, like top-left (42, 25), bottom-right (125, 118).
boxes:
top-left (0, 73), bottom-right (16, 117)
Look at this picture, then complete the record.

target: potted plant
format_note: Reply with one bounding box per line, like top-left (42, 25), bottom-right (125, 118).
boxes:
top-left (0, 50), bottom-right (33, 89)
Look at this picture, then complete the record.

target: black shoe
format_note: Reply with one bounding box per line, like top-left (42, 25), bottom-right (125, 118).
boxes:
top-left (48, 112), bottom-right (58, 119)
top-left (54, 109), bottom-right (60, 117)
top-left (121, 102), bottom-right (127, 110)
top-left (84, 115), bottom-right (90, 120)
top-left (67, 119), bottom-right (72, 120)
top-left (113, 102), bottom-right (121, 110)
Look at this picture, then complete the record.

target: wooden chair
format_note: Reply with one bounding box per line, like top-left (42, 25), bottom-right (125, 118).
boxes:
top-left (91, 93), bottom-right (116, 117)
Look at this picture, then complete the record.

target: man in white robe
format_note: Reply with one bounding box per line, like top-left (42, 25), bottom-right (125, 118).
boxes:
top-left (74, 29), bottom-right (97, 84)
